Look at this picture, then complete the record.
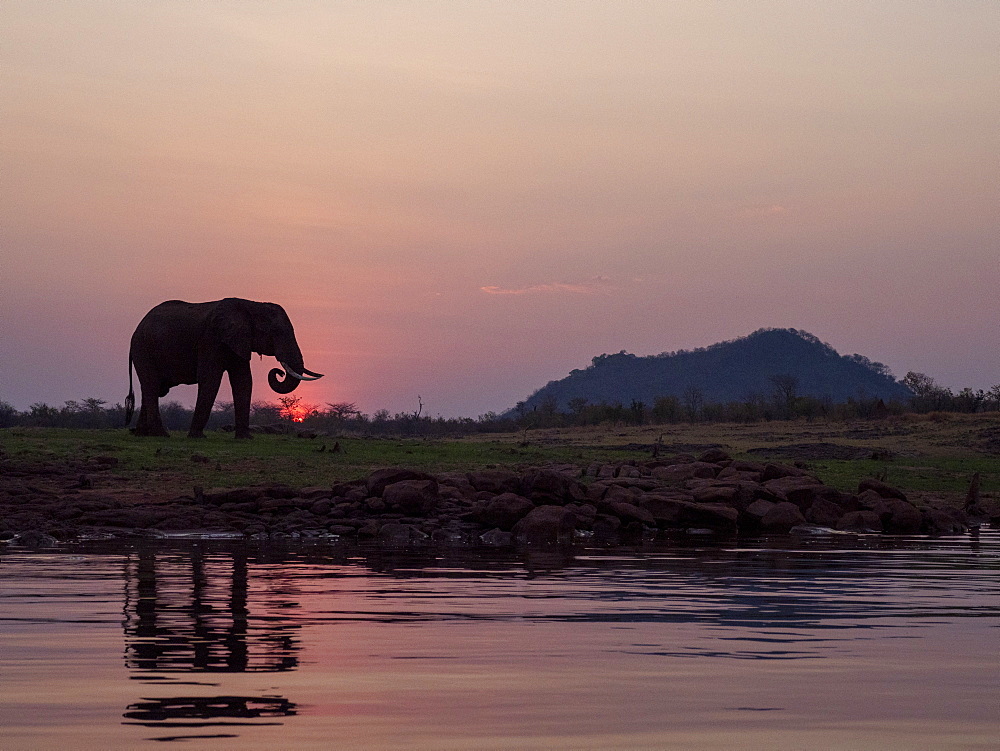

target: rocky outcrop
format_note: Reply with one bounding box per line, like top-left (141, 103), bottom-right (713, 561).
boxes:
top-left (0, 457), bottom-right (982, 547)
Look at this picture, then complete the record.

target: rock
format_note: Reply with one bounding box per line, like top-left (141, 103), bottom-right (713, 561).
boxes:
top-left (857, 489), bottom-right (886, 510)
top-left (363, 497), bottom-right (386, 513)
top-left (479, 493), bottom-right (535, 530)
top-left (564, 502), bottom-right (598, 527)
top-left (683, 503), bottom-right (738, 532)
top-left (761, 463), bottom-right (811, 482)
top-left (521, 468), bottom-right (588, 505)
top-left (10, 530), bottom-right (59, 547)
top-left (309, 500), bottom-right (332, 516)
top-left (762, 476), bottom-right (825, 507)
top-left (698, 448), bottom-right (731, 464)
top-left (760, 502), bottom-right (807, 532)
top-left (742, 498), bottom-right (777, 529)
top-left (638, 495), bottom-right (737, 531)
top-left (638, 494), bottom-right (688, 526)
top-left (591, 514), bottom-right (621, 541)
top-left (382, 479), bottom-right (439, 515)
top-left (479, 528), bottom-right (513, 546)
top-left (466, 469), bottom-right (522, 495)
top-left (806, 498), bottom-right (845, 528)
top-left (716, 466), bottom-right (763, 483)
top-left (603, 501), bottom-right (655, 526)
top-left (602, 484), bottom-right (643, 505)
top-left (836, 510), bottom-right (883, 533)
top-left (858, 478), bottom-right (908, 502)
top-left (512, 505), bottom-right (577, 545)
top-left (327, 524), bottom-right (356, 536)
top-left (378, 522), bottom-right (425, 545)
top-left (651, 462), bottom-right (720, 483)
top-left (879, 498), bottom-right (922, 534)
top-left (923, 508), bottom-right (968, 535)
top-left (367, 468), bottom-right (437, 497)
top-left (691, 483), bottom-right (740, 504)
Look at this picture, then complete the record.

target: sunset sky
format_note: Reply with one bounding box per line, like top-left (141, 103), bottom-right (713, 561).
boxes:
top-left (3, 1), bottom-right (998, 417)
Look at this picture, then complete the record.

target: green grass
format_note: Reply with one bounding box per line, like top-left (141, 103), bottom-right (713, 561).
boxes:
top-left (805, 457), bottom-right (998, 494)
top-left (0, 428), bottom-right (636, 496)
top-left (2, 418), bottom-right (996, 503)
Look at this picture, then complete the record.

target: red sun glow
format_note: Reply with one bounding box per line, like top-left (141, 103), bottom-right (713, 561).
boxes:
top-left (278, 397), bottom-right (311, 423)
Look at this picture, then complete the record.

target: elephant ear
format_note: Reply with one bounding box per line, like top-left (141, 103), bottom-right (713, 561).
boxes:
top-left (208, 298), bottom-right (253, 361)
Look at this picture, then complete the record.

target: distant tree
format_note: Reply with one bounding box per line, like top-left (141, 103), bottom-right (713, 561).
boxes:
top-left (682, 385), bottom-right (704, 422)
top-left (0, 400), bottom-right (18, 427)
top-left (325, 402), bottom-right (361, 420)
top-left (902, 371), bottom-right (953, 412)
top-left (652, 395), bottom-right (680, 423)
top-left (567, 397), bottom-right (589, 417)
top-left (629, 400), bottom-right (646, 425)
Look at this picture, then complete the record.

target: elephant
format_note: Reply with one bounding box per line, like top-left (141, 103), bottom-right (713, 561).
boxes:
top-left (124, 298), bottom-right (323, 439)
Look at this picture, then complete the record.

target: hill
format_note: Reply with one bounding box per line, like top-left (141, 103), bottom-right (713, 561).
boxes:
top-left (513, 328), bottom-right (912, 413)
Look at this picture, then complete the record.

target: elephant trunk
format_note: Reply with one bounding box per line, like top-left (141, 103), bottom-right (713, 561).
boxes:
top-left (268, 367), bottom-right (302, 394)
top-left (267, 346), bottom-right (323, 394)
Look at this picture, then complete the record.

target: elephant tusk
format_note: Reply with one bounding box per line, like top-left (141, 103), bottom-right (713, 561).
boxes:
top-left (278, 361), bottom-right (323, 381)
top-left (301, 367), bottom-right (325, 379)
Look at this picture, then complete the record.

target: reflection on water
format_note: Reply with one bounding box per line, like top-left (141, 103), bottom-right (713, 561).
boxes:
top-left (124, 548), bottom-right (300, 673)
top-left (2, 531), bottom-right (999, 749)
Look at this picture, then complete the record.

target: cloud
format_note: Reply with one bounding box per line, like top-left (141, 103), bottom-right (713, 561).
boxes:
top-left (480, 277), bottom-right (613, 296)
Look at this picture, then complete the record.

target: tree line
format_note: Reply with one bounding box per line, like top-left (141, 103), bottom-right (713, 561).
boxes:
top-left (1, 371), bottom-right (998, 434)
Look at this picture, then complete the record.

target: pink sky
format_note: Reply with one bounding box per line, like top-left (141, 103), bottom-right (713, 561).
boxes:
top-left (2, 2), bottom-right (998, 417)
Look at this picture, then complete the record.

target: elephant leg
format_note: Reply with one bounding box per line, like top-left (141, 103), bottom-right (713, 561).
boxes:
top-left (134, 372), bottom-right (169, 437)
top-left (228, 361), bottom-right (254, 440)
top-left (189, 368), bottom-right (223, 438)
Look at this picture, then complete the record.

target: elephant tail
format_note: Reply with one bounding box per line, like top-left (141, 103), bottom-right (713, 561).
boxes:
top-left (124, 357), bottom-right (135, 427)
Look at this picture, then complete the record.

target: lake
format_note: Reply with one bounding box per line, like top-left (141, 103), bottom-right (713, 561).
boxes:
top-left (2, 531), bottom-right (998, 750)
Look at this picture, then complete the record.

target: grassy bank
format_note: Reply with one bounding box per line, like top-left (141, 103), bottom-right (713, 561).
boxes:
top-left (1, 413), bottom-right (998, 504)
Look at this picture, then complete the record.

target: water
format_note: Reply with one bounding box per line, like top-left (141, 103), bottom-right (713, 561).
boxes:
top-left (2, 532), bottom-right (998, 750)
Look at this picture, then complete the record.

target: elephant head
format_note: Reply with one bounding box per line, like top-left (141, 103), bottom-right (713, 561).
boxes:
top-left (210, 298), bottom-right (324, 394)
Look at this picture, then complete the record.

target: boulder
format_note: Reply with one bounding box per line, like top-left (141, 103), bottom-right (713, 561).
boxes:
top-left (836, 510), bottom-right (883, 533)
top-left (805, 497), bottom-right (845, 528)
top-left (742, 499), bottom-right (777, 529)
top-left (591, 514), bottom-right (622, 541)
top-left (378, 522), bottom-right (425, 545)
top-left (564, 502), bottom-right (598, 527)
top-left (521, 468), bottom-right (588, 505)
top-left (479, 493), bottom-right (535, 531)
top-left (698, 448), bottom-right (731, 464)
top-left (761, 463), bottom-right (812, 482)
top-left (760, 502), bottom-right (807, 532)
top-left (682, 503), bottom-right (738, 532)
top-left (512, 505), bottom-right (577, 545)
top-left (651, 462), bottom-right (720, 483)
top-left (762, 476), bottom-right (826, 507)
top-left (603, 501), bottom-right (656, 526)
top-left (879, 498), bottom-right (922, 534)
top-left (690, 483), bottom-right (740, 504)
top-left (858, 478), bottom-right (908, 502)
top-left (922, 508), bottom-right (968, 536)
top-left (367, 468), bottom-right (437, 497)
top-left (716, 466), bottom-right (763, 483)
top-left (382, 479), bottom-right (439, 515)
top-left (638, 494), bottom-right (737, 531)
top-left (466, 469), bottom-right (522, 495)
top-left (479, 528), bottom-right (514, 546)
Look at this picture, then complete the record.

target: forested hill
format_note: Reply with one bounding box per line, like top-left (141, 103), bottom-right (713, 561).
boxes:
top-left (514, 328), bottom-right (912, 413)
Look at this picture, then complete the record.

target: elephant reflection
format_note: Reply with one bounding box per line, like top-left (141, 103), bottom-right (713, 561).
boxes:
top-left (125, 298), bottom-right (323, 439)
top-left (123, 547), bottom-right (300, 673)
